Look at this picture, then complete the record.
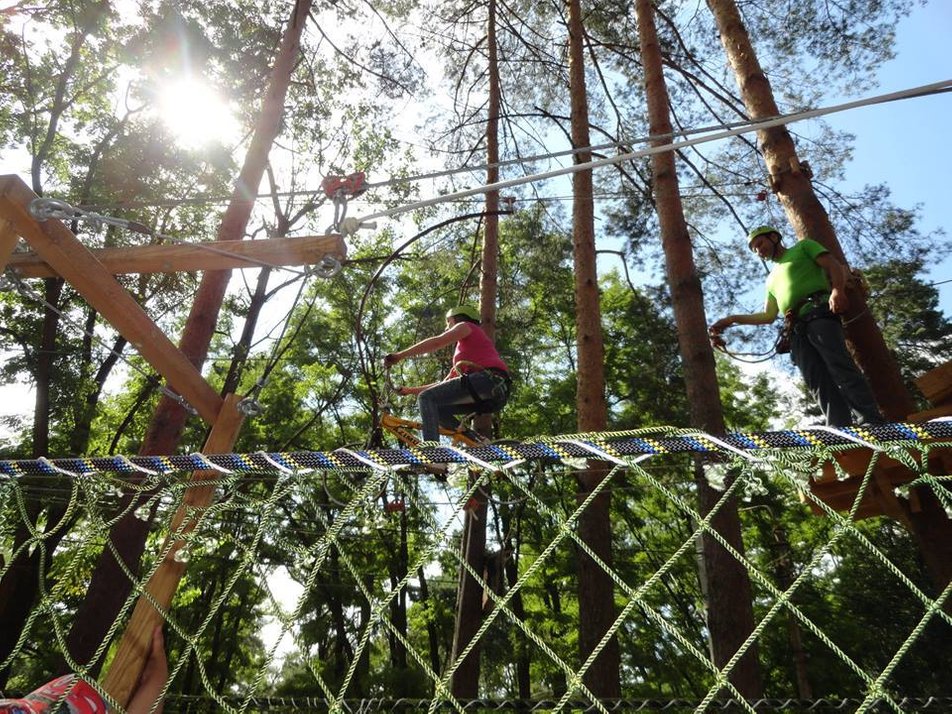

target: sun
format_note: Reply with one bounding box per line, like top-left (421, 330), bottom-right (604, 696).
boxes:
top-left (157, 78), bottom-right (240, 149)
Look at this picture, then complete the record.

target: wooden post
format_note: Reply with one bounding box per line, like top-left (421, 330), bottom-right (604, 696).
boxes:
top-left (100, 394), bottom-right (245, 708)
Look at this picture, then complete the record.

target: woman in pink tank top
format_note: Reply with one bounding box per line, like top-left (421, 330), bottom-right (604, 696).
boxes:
top-left (383, 305), bottom-right (511, 441)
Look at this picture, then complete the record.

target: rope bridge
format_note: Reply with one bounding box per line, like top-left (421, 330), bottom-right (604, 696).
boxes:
top-left (1, 423), bottom-right (951, 712)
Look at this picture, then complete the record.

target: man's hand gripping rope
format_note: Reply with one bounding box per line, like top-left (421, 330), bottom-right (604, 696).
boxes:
top-left (707, 323), bottom-right (783, 363)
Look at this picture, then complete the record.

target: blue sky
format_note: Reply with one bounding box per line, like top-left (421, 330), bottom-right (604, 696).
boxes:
top-left (822, 1), bottom-right (952, 308)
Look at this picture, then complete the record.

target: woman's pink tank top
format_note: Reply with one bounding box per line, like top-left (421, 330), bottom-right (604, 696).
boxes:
top-left (453, 325), bottom-right (508, 374)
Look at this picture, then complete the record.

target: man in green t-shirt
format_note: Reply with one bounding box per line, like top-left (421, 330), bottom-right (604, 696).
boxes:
top-left (709, 226), bottom-right (883, 427)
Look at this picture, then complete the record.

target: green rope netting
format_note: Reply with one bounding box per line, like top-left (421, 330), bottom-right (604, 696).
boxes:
top-left (1, 428), bottom-right (951, 713)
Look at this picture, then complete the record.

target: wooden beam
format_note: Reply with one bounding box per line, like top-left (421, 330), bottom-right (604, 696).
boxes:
top-left (1, 216), bottom-right (19, 271)
top-left (0, 175), bottom-right (223, 424)
top-left (101, 394), bottom-right (245, 709)
top-left (907, 403), bottom-right (952, 422)
top-left (7, 234), bottom-right (347, 278)
top-left (915, 360), bottom-right (952, 406)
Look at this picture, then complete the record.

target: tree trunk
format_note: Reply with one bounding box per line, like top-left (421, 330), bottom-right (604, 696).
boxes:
top-left (32, 278), bottom-right (63, 457)
top-left (635, 0), bottom-right (763, 698)
top-left (0, 278), bottom-right (65, 685)
top-left (450, 487), bottom-right (488, 698)
top-left (567, 0), bottom-right (621, 698)
top-left (62, 0), bottom-right (314, 672)
top-left (0, 503), bottom-right (70, 688)
top-left (480, 0), bottom-right (501, 345)
top-left (417, 566), bottom-right (443, 682)
top-left (451, 0), bottom-right (502, 694)
top-left (706, 0), bottom-right (952, 606)
top-left (388, 505), bottom-right (410, 687)
top-left (504, 545), bottom-right (531, 699)
top-left (220, 266), bottom-right (271, 398)
top-left (769, 522), bottom-right (812, 698)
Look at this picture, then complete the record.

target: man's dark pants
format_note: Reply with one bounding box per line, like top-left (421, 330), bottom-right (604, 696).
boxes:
top-left (790, 315), bottom-right (882, 427)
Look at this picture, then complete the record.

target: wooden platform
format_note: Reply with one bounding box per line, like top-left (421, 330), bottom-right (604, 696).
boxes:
top-left (804, 360), bottom-right (952, 520)
top-left (803, 447), bottom-right (944, 522)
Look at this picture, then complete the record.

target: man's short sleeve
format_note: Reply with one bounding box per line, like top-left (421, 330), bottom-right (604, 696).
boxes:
top-left (800, 238), bottom-right (828, 262)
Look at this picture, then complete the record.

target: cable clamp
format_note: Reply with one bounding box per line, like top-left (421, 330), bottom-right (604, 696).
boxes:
top-left (237, 398), bottom-right (263, 417)
top-left (29, 198), bottom-right (77, 221)
top-left (313, 255), bottom-right (342, 278)
top-left (337, 217), bottom-right (377, 236)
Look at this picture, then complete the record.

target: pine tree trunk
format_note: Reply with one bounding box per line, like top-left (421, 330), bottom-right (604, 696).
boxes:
top-left (451, 0), bottom-right (502, 694)
top-left (505, 547), bottom-right (531, 698)
top-left (0, 278), bottom-right (64, 683)
top-left (417, 566), bottom-right (443, 680)
top-left (635, 0), bottom-right (763, 698)
top-left (706, 0), bottom-right (952, 604)
top-left (388, 506), bottom-right (410, 686)
top-left (62, 0), bottom-right (315, 672)
top-left (0, 503), bottom-right (70, 688)
top-left (567, 0), bottom-right (621, 697)
top-left (769, 522), bottom-right (812, 698)
top-left (450, 497), bottom-right (487, 697)
top-left (32, 278), bottom-right (62, 457)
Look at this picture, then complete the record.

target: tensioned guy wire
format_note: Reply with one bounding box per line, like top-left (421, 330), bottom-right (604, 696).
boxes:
top-left (349, 80), bottom-right (952, 228)
top-left (66, 80), bottom-right (951, 215)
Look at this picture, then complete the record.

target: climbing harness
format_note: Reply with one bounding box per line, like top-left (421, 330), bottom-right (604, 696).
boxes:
top-left (460, 368), bottom-right (513, 415)
top-left (773, 290), bottom-right (834, 354)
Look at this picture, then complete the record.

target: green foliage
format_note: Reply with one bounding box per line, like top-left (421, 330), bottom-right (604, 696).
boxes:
top-left (863, 256), bottom-right (952, 405)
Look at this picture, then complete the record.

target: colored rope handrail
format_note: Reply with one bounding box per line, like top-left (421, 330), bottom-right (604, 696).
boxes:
top-left (2, 421), bottom-right (949, 477)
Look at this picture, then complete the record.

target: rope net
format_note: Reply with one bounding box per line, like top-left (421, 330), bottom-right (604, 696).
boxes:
top-left (1, 424), bottom-right (951, 712)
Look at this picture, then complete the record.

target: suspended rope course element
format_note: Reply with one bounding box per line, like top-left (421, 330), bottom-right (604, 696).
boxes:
top-left (1, 421), bottom-right (950, 477)
top-left (3, 419), bottom-right (951, 713)
top-left (4, 82), bottom-right (952, 714)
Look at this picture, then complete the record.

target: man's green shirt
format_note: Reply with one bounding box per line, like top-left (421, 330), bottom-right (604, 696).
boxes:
top-left (766, 238), bottom-right (830, 315)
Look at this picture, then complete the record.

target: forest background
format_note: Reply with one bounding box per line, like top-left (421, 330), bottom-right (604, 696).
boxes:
top-left (1, 0), bottom-right (952, 709)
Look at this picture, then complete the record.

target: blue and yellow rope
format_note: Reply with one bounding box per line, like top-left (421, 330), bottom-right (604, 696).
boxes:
top-left (2, 421), bottom-right (951, 477)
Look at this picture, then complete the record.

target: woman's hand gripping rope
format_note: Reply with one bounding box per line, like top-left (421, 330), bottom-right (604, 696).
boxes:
top-left (708, 325), bottom-right (728, 352)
